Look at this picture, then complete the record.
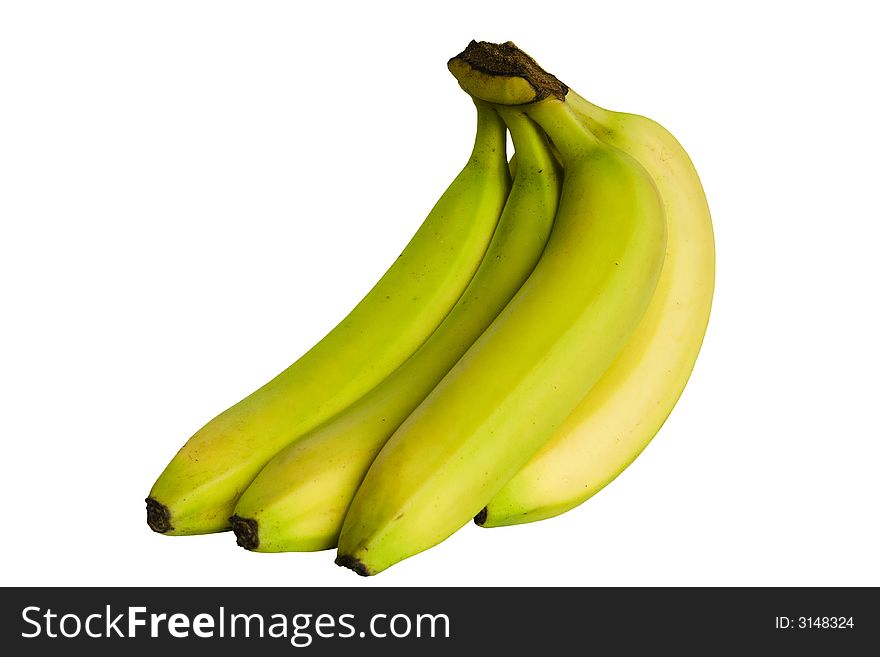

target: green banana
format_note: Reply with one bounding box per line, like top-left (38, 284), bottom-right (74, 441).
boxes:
top-left (334, 42), bottom-right (667, 576)
top-left (146, 100), bottom-right (511, 536)
top-left (229, 108), bottom-right (560, 552)
top-left (479, 88), bottom-right (715, 526)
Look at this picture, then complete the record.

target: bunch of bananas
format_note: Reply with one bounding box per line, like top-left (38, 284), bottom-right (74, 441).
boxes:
top-left (146, 41), bottom-right (715, 576)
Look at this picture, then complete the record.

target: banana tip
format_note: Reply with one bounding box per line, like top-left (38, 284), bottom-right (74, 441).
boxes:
top-left (145, 497), bottom-right (173, 533)
top-left (229, 515), bottom-right (259, 550)
top-left (335, 554), bottom-right (372, 577)
top-left (473, 507), bottom-right (488, 526)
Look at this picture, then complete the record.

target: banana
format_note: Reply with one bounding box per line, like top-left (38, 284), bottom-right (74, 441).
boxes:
top-left (145, 100), bottom-right (511, 536)
top-left (229, 108), bottom-right (560, 552)
top-left (334, 42), bottom-right (667, 575)
top-left (477, 81), bottom-right (715, 527)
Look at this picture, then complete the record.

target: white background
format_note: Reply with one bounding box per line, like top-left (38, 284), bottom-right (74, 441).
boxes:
top-left (1, 1), bottom-right (878, 587)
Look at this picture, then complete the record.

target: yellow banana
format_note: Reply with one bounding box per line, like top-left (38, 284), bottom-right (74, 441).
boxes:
top-left (335, 42), bottom-right (667, 575)
top-left (228, 108), bottom-right (560, 552)
top-left (478, 79), bottom-right (715, 527)
top-left (146, 100), bottom-right (511, 536)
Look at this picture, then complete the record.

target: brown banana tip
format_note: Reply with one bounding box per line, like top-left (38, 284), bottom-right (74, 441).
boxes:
top-left (229, 515), bottom-right (259, 550)
top-left (473, 507), bottom-right (488, 526)
top-left (145, 497), bottom-right (173, 533)
top-left (335, 554), bottom-right (372, 577)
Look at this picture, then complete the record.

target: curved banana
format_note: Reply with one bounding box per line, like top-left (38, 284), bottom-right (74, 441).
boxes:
top-left (478, 81), bottom-right (715, 527)
top-left (335, 43), bottom-right (667, 575)
top-left (229, 108), bottom-right (560, 552)
top-left (146, 101), bottom-right (511, 536)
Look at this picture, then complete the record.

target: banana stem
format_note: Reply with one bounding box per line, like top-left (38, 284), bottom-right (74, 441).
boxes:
top-left (448, 41), bottom-right (599, 164)
top-left (469, 99), bottom-right (508, 166)
top-left (524, 99), bottom-right (600, 162)
top-left (566, 90), bottom-right (614, 126)
top-left (495, 106), bottom-right (557, 174)
top-left (449, 41), bottom-right (568, 105)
